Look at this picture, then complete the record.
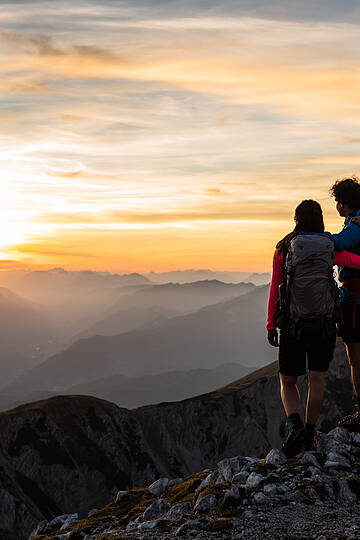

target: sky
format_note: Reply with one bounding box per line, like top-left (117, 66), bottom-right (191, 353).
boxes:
top-left (1, 0), bottom-right (360, 273)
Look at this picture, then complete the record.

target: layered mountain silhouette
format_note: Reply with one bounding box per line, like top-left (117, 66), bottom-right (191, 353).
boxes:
top-left (0, 342), bottom-right (352, 540)
top-left (4, 285), bottom-right (271, 396)
top-left (0, 363), bottom-right (251, 412)
top-left (145, 269), bottom-right (270, 285)
top-left (0, 269), bottom-right (152, 342)
top-left (73, 280), bottom-right (255, 341)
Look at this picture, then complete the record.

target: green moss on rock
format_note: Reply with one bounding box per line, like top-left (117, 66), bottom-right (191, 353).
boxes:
top-left (166, 471), bottom-right (208, 504)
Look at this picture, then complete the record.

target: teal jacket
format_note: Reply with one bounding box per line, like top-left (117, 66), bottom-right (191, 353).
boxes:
top-left (326, 209), bottom-right (360, 304)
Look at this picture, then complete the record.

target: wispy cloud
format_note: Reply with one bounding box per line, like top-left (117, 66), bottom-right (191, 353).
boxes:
top-left (1, 3), bottom-right (360, 270)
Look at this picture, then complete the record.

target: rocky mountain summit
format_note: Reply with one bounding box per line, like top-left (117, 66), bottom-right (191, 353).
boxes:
top-left (29, 426), bottom-right (360, 540)
top-left (0, 342), bottom-right (355, 539)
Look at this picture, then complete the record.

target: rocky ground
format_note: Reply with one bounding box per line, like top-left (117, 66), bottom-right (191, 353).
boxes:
top-left (29, 426), bottom-right (360, 540)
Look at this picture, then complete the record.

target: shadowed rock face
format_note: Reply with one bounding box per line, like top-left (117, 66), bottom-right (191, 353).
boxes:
top-left (0, 341), bottom-right (353, 539)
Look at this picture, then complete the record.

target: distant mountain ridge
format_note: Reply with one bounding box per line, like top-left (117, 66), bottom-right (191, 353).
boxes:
top-left (73, 279), bottom-right (255, 341)
top-left (0, 363), bottom-right (252, 412)
top-left (4, 285), bottom-right (272, 396)
top-left (145, 269), bottom-right (270, 285)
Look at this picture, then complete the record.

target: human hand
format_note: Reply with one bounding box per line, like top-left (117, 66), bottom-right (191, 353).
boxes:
top-left (267, 328), bottom-right (279, 347)
top-left (351, 216), bottom-right (360, 227)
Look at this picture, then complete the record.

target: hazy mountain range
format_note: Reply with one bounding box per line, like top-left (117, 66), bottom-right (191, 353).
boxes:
top-left (0, 362), bottom-right (251, 412)
top-left (73, 280), bottom-right (255, 341)
top-left (4, 285), bottom-right (271, 398)
top-left (0, 287), bottom-right (66, 387)
top-left (145, 269), bottom-right (270, 285)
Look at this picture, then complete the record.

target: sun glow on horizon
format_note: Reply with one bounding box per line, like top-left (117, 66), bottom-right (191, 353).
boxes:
top-left (1, 2), bottom-right (360, 271)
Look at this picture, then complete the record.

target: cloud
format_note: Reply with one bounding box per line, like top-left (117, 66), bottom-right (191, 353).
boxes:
top-left (336, 135), bottom-right (360, 143)
top-left (46, 170), bottom-right (83, 178)
top-left (0, 29), bottom-right (62, 55)
top-left (203, 188), bottom-right (222, 196)
top-left (299, 156), bottom-right (360, 164)
top-left (60, 114), bottom-right (86, 123)
top-left (1, 20), bottom-right (360, 124)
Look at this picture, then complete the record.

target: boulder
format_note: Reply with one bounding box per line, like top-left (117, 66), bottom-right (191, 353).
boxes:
top-left (166, 501), bottom-right (193, 519)
top-left (148, 478), bottom-right (169, 497)
top-left (142, 499), bottom-right (170, 520)
top-left (265, 449), bottom-right (286, 467)
top-left (194, 493), bottom-right (218, 514)
top-left (246, 472), bottom-right (264, 488)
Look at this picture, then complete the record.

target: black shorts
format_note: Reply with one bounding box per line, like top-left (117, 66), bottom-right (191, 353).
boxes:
top-left (338, 303), bottom-right (360, 344)
top-left (278, 324), bottom-right (336, 376)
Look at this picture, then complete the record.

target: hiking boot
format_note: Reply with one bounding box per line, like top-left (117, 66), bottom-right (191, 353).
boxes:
top-left (281, 421), bottom-right (306, 459)
top-left (338, 403), bottom-right (360, 432)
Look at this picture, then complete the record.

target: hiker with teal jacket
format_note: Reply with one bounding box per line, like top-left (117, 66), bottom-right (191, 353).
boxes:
top-left (267, 198), bottom-right (360, 458)
top-left (328, 177), bottom-right (360, 431)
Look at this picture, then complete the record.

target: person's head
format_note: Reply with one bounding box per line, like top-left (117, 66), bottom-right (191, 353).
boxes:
top-left (330, 176), bottom-right (360, 217)
top-left (293, 199), bottom-right (324, 233)
top-left (278, 199), bottom-right (324, 253)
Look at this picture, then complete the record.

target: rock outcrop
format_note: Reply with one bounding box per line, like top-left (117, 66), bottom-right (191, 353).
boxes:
top-left (0, 341), bottom-right (354, 539)
top-left (28, 427), bottom-right (360, 539)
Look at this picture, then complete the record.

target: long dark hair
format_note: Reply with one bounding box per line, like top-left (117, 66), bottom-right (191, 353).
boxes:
top-left (277, 200), bottom-right (325, 254)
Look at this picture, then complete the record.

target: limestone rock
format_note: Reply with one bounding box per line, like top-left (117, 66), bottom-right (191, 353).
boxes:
top-left (246, 472), bottom-right (264, 488)
top-left (138, 519), bottom-right (163, 530)
top-left (168, 478), bottom-right (183, 487)
top-left (148, 478), bottom-right (169, 497)
top-left (299, 452), bottom-right (320, 468)
top-left (60, 513), bottom-right (78, 530)
top-left (194, 493), bottom-right (218, 514)
top-left (326, 452), bottom-right (351, 469)
top-left (232, 470), bottom-right (249, 484)
top-left (217, 456), bottom-right (248, 482)
top-left (142, 499), bottom-right (170, 520)
top-left (265, 449), bottom-right (286, 467)
top-left (175, 520), bottom-right (203, 536)
top-left (263, 483), bottom-right (277, 497)
top-left (253, 492), bottom-right (268, 505)
top-left (115, 490), bottom-right (127, 502)
top-left (196, 470), bottom-right (218, 492)
top-left (166, 501), bottom-right (193, 519)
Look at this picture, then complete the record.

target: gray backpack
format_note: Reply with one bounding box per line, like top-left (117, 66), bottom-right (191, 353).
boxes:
top-left (284, 233), bottom-right (338, 329)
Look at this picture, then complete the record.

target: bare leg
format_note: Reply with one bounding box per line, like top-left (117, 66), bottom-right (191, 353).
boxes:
top-left (305, 370), bottom-right (325, 425)
top-left (279, 374), bottom-right (300, 417)
top-left (344, 342), bottom-right (360, 397)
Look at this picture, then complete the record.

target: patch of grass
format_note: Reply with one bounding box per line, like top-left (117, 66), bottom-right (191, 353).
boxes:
top-left (204, 518), bottom-right (232, 532)
top-left (45, 488), bottom-right (154, 537)
top-left (166, 471), bottom-right (208, 504)
top-left (200, 483), bottom-right (229, 498)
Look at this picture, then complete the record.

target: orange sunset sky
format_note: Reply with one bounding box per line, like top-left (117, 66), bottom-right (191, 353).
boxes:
top-left (2, 0), bottom-right (360, 273)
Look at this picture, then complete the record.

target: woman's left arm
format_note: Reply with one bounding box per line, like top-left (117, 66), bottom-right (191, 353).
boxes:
top-left (335, 250), bottom-right (360, 268)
